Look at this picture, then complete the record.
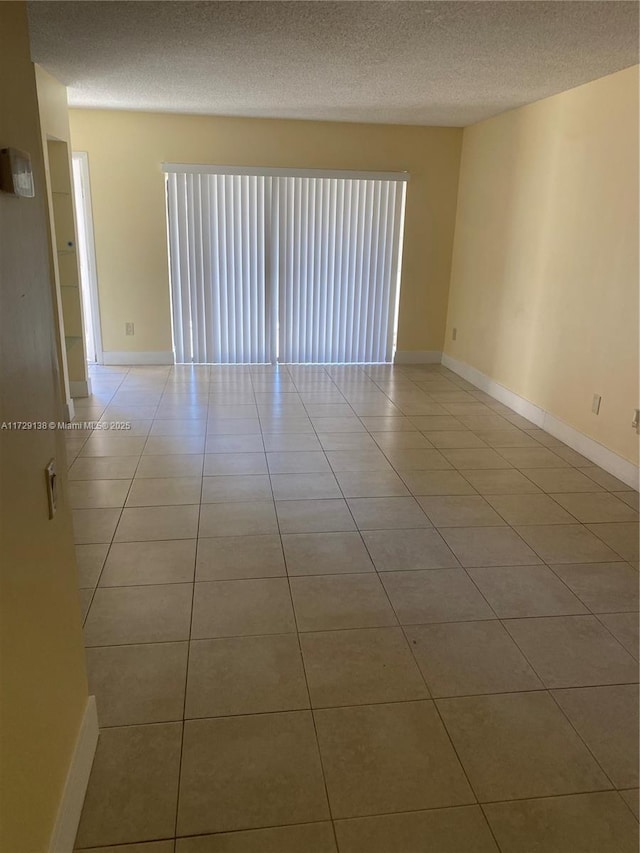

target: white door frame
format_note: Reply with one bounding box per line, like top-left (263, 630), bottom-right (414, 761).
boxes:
top-left (72, 151), bottom-right (103, 364)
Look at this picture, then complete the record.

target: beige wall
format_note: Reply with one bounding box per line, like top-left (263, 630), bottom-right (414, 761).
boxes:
top-left (445, 66), bottom-right (639, 464)
top-left (69, 110), bottom-right (462, 357)
top-left (0, 4), bottom-right (89, 851)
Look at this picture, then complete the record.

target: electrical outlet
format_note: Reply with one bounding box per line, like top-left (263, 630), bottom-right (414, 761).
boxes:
top-left (125, 322), bottom-right (135, 336)
top-left (45, 459), bottom-right (57, 519)
top-left (632, 409), bottom-right (640, 433)
top-left (591, 394), bottom-right (601, 415)
top-left (452, 328), bottom-right (457, 341)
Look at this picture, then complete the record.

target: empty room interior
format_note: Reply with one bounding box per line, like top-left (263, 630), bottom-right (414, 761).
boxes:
top-left (2, 1), bottom-right (640, 851)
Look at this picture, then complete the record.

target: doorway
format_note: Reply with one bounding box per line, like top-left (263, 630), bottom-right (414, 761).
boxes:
top-left (72, 152), bottom-right (103, 364)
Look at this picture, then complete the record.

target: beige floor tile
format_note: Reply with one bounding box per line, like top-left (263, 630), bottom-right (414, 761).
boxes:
top-left (408, 415), bottom-right (466, 431)
top-left (311, 416), bottom-right (365, 433)
top-left (84, 583), bottom-right (193, 646)
top-left (371, 431), bottom-right (433, 450)
top-left (86, 642), bottom-right (188, 726)
top-left (266, 451), bottom-right (331, 474)
top-left (325, 449), bottom-right (392, 473)
top-left (186, 634), bottom-right (309, 717)
top-left (363, 528), bottom-right (458, 570)
top-left (358, 416), bottom-right (415, 431)
top-left (301, 627), bottom-right (427, 707)
top-left (619, 788), bottom-right (640, 820)
top-left (282, 531), bottom-right (373, 575)
top-left (126, 477), bottom-right (202, 507)
top-left (468, 565), bottom-right (587, 617)
top-left (598, 612), bottom-right (640, 658)
top-left (276, 499), bottom-right (355, 533)
top-left (440, 526), bottom-right (541, 567)
top-left (206, 419), bottom-right (261, 437)
top-left (504, 615), bottom-right (639, 687)
top-left (291, 574), bottom-right (397, 631)
top-left (515, 524), bottom-right (620, 564)
top-left (175, 822), bottom-right (337, 853)
top-left (401, 469), bottom-right (478, 496)
top-left (135, 454), bottom-right (204, 478)
top-left (317, 432), bottom-right (377, 450)
top-left (418, 495), bottom-right (505, 527)
top-left (78, 588), bottom-right (93, 623)
top-left (77, 842), bottom-right (174, 853)
top-left (76, 543), bottom-right (109, 588)
top-left (150, 418), bottom-right (206, 436)
top-left (75, 722), bottom-right (182, 848)
top-left (81, 435), bottom-right (147, 457)
top-left (347, 496), bottom-right (431, 530)
top-left (262, 433), bottom-right (322, 451)
top-left (199, 501), bottom-right (277, 536)
top-left (381, 569), bottom-right (494, 624)
top-left (203, 434), bottom-right (263, 453)
top-left (552, 562), bottom-right (639, 612)
top-left (100, 539), bottom-right (196, 586)
top-left (437, 691), bottom-right (610, 802)
top-left (472, 429), bottom-right (540, 448)
top-left (422, 430), bottom-right (488, 449)
top-left (383, 448), bottom-right (453, 470)
top-left (335, 469), bottom-right (410, 497)
top-left (72, 508), bottom-right (121, 544)
top-left (553, 684), bottom-right (639, 788)
top-left (191, 578), bottom-right (295, 638)
top-left (496, 447), bottom-right (570, 468)
top-left (196, 535), bottom-right (285, 580)
top-left (460, 469), bottom-right (540, 495)
top-left (406, 620), bottom-right (542, 697)
top-left (334, 805), bottom-right (499, 853)
top-left (552, 492), bottom-right (638, 523)
top-left (201, 475), bottom-right (272, 503)
top-left (270, 472), bottom-right (341, 500)
top-left (440, 448), bottom-right (513, 470)
top-left (204, 452), bottom-right (267, 475)
top-left (587, 522), bottom-right (640, 561)
top-left (615, 490), bottom-right (640, 511)
top-left (315, 700), bottom-right (473, 818)
top-left (177, 712), bottom-right (329, 835)
top-left (115, 505), bottom-right (199, 542)
top-left (484, 792), bottom-right (639, 853)
top-left (579, 467), bottom-right (636, 492)
top-left (520, 468), bottom-right (603, 493)
top-left (485, 493), bottom-right (575, 525)
top-left (69, 479), bottom-right (131, 509)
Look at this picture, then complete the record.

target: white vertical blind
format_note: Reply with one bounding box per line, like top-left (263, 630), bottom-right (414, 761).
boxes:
top-left (166, 172), bottom-right (273, 363)
top-left (165, 166), bottom-right (407, 364)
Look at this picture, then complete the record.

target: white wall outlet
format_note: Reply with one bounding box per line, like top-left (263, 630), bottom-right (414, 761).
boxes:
top-left (45, 459), bottom-right (57, 519)
top-left (125, 322), bottom-right (135, 336)
top-left (591, 394), bottom-right (602, 415)
top-left (452, 327), bottom-right (457, 341)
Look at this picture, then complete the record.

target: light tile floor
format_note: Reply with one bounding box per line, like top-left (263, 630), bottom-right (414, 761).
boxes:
top-left (70, 363), bottom-right (639, 852)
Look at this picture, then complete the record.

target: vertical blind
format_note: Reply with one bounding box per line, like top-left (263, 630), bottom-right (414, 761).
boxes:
top-left (164, 165), bottom-right (407, 364)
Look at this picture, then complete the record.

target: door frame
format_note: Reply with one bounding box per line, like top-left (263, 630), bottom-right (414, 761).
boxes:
top-left (72, 151), bottom-right (103, 364)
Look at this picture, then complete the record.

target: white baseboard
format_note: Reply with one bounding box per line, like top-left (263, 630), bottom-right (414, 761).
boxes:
top-left (102, 350), bottom-right (175, 366)
top-left (64, 399), bottom-right (75, 422)
top-left (69, 379), bottom-right (92, 398)
top-left (48, 696), bottom-right (98, 853)
top-left (442, 353), bottom-right (639, 490)
top-left (394, 350), bottom-right (443, 365)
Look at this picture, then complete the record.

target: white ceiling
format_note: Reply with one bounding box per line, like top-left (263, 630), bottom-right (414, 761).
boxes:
top-left (28, 1), bottom-right (639, 127)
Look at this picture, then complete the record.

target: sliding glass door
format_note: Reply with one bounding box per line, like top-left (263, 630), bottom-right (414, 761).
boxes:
top-left (165, 165), bottom-right (407, 364)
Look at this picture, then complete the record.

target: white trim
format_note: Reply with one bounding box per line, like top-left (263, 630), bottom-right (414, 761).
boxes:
top-left (442, 353), bottom-right (639, 490)
top-left (69, 379), bottom-right (92, 398)
top-left (64, 399), bottom-right (75, 422)
top-left (102, 350), bottom-right (175, 366)
top-left (394, 350), bottom-right (443, 364)
top-left (161, 163), bottom-right (410, 182)
top-left (71, 153), bottom-right (104, 365)
top-left (48, 696), bottom-right (98, 853)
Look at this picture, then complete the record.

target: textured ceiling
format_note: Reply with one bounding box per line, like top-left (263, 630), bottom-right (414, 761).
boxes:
top-left (28, 1), bottom-right (639, 126)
